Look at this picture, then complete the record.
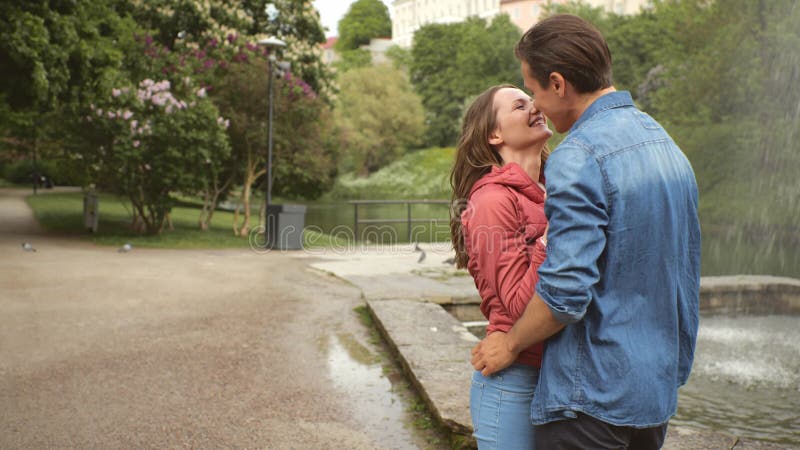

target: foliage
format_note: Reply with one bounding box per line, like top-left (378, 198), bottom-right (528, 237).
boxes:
top-left (545, 0), bottom-right (800, 231)
top-left (410, 15), bottom-right (522, 147)
top-left (329, 147), bottom-right (454, 200)
top-left (82, 77), bottom-right (231, 234)
top-left (335, 65), bottom-right (425, 175)
top-left (385, 45), bottom-right (412, 72)
top-left (271, 72), bottom-right (339, 199)
top-left (335, 0), bottom-right (392, 51)
top-left (213, 56), bottom-right (337, 198)
top-left (334, 48), bottom-right (372, 72)
top-left (127, 0), bottom-right (333, 99)
top-left (2, 158), bottom-right (58, 185)
top-left (0, 0), bottom-right (140, 171)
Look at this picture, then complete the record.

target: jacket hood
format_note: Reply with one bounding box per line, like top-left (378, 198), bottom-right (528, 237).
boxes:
top-left (469, 163), bottom-right (544, 203)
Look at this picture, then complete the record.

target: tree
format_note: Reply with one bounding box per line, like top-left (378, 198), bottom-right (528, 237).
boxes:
top-left (83, 77), bottom-right (231, 235)
top-left (335, 65), bottom-right (425, 175)
top-left (213, 55), bottom-right (337, 236)
top-left (0, 0), bottom-right (140, 183)
top-left (335, 0), bottom-right (391, 51)
top-left (410, 15), bottom-right (521, 147)
top-left (334, 48), bottom-right (372, 72)
top-left (129, 0), bottom-right (334, 99)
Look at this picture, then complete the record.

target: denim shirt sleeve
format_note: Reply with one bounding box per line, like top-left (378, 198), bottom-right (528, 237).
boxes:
top-left (536, 142), bottom-right (609, 325)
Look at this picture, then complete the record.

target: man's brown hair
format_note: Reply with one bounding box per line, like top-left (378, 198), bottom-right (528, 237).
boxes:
top-left (515, 14), bottom-right (613, 93)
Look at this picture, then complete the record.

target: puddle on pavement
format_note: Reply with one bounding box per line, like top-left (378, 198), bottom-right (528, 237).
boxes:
top-left (324, 331), bottom-right (446, 449)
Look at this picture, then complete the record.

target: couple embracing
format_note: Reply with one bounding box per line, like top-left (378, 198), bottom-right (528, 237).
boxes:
top-left (450, 14), bottom-right (701, 450)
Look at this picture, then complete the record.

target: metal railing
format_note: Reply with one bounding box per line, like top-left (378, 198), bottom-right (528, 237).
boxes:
top-left (349, 199), bottom-right (450, 242)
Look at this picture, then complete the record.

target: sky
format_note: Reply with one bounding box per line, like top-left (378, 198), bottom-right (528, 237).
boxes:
top-left (312, 0), bottom-right (394, 38)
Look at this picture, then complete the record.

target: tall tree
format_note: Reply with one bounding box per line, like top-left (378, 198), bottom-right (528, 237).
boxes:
top-left (335, 65), bottom-right (425, 175)
top-left (335, 0), bottom-right (391, 51)
top-left (410, 15), bottom-right (521, 147)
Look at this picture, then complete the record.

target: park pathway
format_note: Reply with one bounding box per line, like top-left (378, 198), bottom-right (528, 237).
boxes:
top-left (0, 188), bottom-right (443, 449)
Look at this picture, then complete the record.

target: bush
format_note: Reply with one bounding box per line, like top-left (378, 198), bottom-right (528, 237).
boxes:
top-left (329, 147), bottom-right (454, 200)
top-left (3, 159), bottom-right (58, 185)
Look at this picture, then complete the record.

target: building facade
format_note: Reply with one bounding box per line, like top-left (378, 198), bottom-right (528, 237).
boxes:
top-left (582, 0), bottom-right (653, 16)
top-left (500, 0), bottom-right (653, 30)
top-left (500, 0), bottom-right (563, 31)
top-left (391, 0), bottom-right (501, 48)
top-left (393, 0), bottom-right (653, 47)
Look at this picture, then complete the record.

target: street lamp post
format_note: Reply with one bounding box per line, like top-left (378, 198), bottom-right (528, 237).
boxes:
top-left (257, 37), bottom-right (286, 209)
top-left (256, 36), bottom-right (306, 251)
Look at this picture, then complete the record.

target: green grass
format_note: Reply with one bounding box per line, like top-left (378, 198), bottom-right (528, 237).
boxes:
top-left (328, 147), bottom-right (456, 200)
top-left (26, 191), bottom-right (345, 249)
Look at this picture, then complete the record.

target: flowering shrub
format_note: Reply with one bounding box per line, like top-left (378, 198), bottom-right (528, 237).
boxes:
top-left (85, 77), bottom-right (231, 234)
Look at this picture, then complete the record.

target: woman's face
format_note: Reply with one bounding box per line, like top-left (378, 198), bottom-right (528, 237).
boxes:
top-left (491, 87), bottom-right (552, 151)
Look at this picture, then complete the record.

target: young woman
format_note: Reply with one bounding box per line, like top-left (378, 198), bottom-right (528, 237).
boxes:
top-left (450, 84), bottom-right (552, 449)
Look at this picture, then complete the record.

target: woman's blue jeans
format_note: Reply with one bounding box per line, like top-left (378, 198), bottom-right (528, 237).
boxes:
top-left (470, 364), bottom-right (539, 450)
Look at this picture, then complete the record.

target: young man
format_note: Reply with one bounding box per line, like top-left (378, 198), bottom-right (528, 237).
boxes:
top-left (470, 14), bottom-right (701, 449)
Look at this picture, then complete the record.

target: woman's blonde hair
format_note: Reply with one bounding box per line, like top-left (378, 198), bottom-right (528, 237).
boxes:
top-left (449, 84), bottom-right (549, 269)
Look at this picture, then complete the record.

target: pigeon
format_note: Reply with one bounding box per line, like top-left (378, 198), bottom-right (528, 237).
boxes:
top-left (118, 243), bottom-right (133, 253)
top-left (443, 257), bottom-right (456, 265)
top-left (21, 242), bottom-right (36, 252)
top-left (413, 241), bottom-right (426, 263)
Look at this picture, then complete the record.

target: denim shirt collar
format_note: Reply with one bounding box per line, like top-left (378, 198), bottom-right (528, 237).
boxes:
top-left (569, 91), bottom-right (635, 134)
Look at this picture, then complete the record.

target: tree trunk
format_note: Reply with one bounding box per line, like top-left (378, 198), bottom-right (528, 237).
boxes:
top-left (199, 174), bottom-right (233, 231)
top-left (232, 160), bottom-right (265, 238)
top-left (199, 190), bottom-right (211, 231)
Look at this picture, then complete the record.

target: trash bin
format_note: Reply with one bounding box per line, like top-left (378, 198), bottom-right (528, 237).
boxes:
top-left (83, 190), bottom-right (99, 233)
top-left (265, 204), bottom-right (306, 250)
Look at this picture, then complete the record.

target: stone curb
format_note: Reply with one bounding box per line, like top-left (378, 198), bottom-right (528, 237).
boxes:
top-left (367, 298), bottom-right (477, 438)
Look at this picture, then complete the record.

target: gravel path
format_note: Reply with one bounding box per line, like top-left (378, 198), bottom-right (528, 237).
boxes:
top-left (0, 189), bottom-right (441, 449)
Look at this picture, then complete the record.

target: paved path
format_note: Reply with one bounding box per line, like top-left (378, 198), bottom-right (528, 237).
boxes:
top-left (0, 189), bottom-right (442, 449)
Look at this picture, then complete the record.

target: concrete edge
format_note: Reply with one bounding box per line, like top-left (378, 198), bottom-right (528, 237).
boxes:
top-left (366, 299), bottom-right (477, 444)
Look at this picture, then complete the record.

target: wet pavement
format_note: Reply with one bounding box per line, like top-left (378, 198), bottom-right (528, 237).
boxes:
top-left (0, 188), bottom-right (447, 449)
top-left (308, 241), bottom-right (799, 449)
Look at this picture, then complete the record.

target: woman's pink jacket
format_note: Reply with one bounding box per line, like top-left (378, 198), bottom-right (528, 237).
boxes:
top-left (462, 163), bottom-right (547, 367)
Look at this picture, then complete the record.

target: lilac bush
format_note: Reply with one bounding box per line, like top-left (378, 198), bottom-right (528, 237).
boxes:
top-left (85, 77), bottom-right (231, 234)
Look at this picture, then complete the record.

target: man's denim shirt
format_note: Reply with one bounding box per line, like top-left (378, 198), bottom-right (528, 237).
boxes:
top-left (534, 91), bottom-right (701, 427)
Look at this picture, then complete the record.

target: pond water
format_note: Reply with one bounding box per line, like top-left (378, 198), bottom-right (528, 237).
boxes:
top-left (674, 315), bottom-right (800, 446)
top-left (464, 315), bottom-right (800, 446)
top-left (300, 201), bottom-right (800, 278)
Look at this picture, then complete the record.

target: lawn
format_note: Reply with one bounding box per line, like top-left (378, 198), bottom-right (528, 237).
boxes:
top-left (26, 191), bottom-right (341, 250)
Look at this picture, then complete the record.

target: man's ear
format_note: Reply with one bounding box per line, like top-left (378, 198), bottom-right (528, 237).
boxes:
top-left (488, 129), bottom-right (503, 146)
top-left (550, 72), bottom-right (566, 98)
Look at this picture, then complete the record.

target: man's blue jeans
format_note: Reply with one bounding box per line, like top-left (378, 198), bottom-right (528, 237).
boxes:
top-left (470, 363), bottom-right (539, 449)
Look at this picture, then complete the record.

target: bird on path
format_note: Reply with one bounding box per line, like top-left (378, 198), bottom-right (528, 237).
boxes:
top-left (118, 243), bottom-right (133, 253)
top-left (21, 242), bottom-right (36, 252)
top-left (413, 241), bottom-right (426, 263)
top-left (443, 257), bottom-right (456, 265)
